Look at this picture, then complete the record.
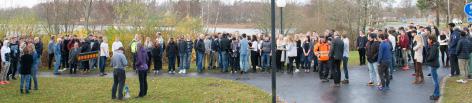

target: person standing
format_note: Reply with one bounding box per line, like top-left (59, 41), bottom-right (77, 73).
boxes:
top-left (68, 42), bottom-right (80, 74)
top-left (220, 34), bottom-right (231, 73)
top-left (7, 37), bottom-right (20, 80)
top-left (250, 35), bottom-right (259, 73)
top-left (152, 38), bottom-right (164, 74)
top-left (99, 38), bottom-right (109, 76)
top-left (238, 34), bottom-right (250, 79)
top-left (53, 38), bottom-right (62, 75)
top-left (448, 24), bottom-right (461, 77)
top-left (204, 35), bottom-right (213, 70)
top-left (47, 36), bottom-right (55, 70)
top-left (195, 35), bottom-right (206, 73)
top-left (110, 47), bottom-right (127, 100)
top-left (260, 36), bottom-right (271, 72)
top-left (398, 30), bottom-right (410, 70)
top-left (0, 40), bottom-right (10, 85)
top-left (366, 34), bottom-right (380, 86)
top-left (230, 36), bottom-right (240, 73)
top-left (455, 31), bottom-right (472, 83)
top-left (136, 44), bottom-right (148, 98)
top-left (377, 34), bottom-right (393, 90)
top-left (387, 30), bottom-right (397, 80)
top-left (314, 36), bottom-right (330, 82)
top-left (61, 35), bottom-right (70, 71)
top-left (166, 38), bottom-right (178, 74)
top-left (357, 31), bottom-right (368, 65)
top-left (185, 37), bottom-right (193, 72)
top-left (425, 35), bottom-right (440, 100)
top-left (112, 37), bottom-right (123, 52)
top-left (341, 33), bottom-right (350, 84)
top-left (30, 38), bottom-right (40, 90)
top-left (19, 43), bottom-right (33, 94)
top-left (329, 33), bottom-right (344, 87)
top-left (413, 32), bottom-right (424, 84)
top-left (89, 35), bottom-right (100, 70)
top-left (286, 36), bottom-right (297, 74)
top-left (177, 37), bottom-right (188, 74)
top-left (302, 36), bottom-right (312, 73)
top-left (144, 37), bottom-right (153, 73)
top-left (130, 34), bottom-right (139, 71)
top-left (438, 31), bottom-right (449, 67)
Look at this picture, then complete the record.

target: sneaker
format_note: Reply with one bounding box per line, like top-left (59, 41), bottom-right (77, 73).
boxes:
top-left (426, 74), bottom-right (431, 77)
top-left (456, 79), bottom-right (468, 84)
top-left (321, 79), bottom-right (329, 83)
top-left (367, 82), bottom-right (374, 86)
top-left (377, 86), bottom-right (384, 91)
top-left (0, 81), bottom-right (5, 85)
top-left (294, 69), bottom-right (300, 73)
top-left (342, 80), bottom-right (349, 84)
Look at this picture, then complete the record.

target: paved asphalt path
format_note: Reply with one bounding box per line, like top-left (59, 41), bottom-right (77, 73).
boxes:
top-left (38, 65), bottom-right (448, 103)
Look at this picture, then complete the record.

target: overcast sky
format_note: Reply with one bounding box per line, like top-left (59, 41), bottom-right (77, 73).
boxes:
top-left (0, 0), bottom-right (413, 9)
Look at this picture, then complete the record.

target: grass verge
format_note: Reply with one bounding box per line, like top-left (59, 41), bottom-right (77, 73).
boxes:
top-left (441, 77), bottom-right (472, 103)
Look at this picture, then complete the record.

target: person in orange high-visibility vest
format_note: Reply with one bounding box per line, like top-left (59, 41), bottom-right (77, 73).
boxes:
top-left (314, 36), bottom-right (331, 82)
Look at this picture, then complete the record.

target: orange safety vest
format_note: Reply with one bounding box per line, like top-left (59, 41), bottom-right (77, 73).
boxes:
top-left (314, 42), bottom-right (330, 61)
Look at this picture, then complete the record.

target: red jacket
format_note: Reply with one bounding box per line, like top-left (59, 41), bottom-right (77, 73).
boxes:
top-left (399, 35), bottom-right (409, 49)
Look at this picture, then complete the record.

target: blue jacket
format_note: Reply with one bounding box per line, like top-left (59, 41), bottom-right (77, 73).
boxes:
top-left (54, 43), bottom-right (61, 57)
top-left (48, 41), bottom-right (55, 54)
top-left (456, 37), bottom-right (472, 59)
top-left (448, 29), bottom-right (461, 55)
top-left (240, 38), bottom-right (249, 55)
top-left (377, 40), bottom-right (392, 64)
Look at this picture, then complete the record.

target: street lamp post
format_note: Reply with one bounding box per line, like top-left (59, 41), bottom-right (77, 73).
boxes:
top-left (277, 0), bottom-right (286, 35)
top-left (271, 0), bottom-right (277, 103)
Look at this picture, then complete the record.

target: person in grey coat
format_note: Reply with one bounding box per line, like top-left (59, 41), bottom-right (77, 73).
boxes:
top-left (329, 32), bottom-right (344, 87)
top-left (110, 47), bottom-right (128, 100)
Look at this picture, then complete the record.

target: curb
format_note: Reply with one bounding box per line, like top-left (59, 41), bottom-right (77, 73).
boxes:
top-left (438, 76), bottom-right (449, 103)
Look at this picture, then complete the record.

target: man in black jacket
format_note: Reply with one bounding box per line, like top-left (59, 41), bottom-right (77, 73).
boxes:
top-left (195, 35), bottom-right (206, 73)
top-left (329, 33), bottom-right (344, 87)
top-left (357, 31), bottom-right (368, 65)
top-left (89, 35), bottom-right (100, 70)
top-left (211, 35), bottom-right (220, 70)
top-left (219, 33), bottom-right (231, 72)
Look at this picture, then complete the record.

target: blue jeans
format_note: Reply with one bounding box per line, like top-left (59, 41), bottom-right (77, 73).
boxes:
top-left (54, 54), bottom-right (61, 74)
top-left (303, 55), bottom-right (310, 69)
top-left (430, 66), bottom-right (440, 96)
top-left (20, 74), bottom-right (31, 91)
top-left (261, 53), bottom-right (270, 70)
top-left (240, 53), bottom-right (249, 72)
top-left (185, 52), bottom-right (191, 69)
top-left (367, 62), bottom-right (379, 84)
top-left (342, 57), bottom-right (349, 80)
top-left (99, 56), bottom-right (107, 73)
top-left (220, 52), bottom-right (229, 72)
top-left (30, 63), bottom-right (39, 89)
top-left (196, 52), bottom-right (205, 72)
top-left (179, 53), bottom-right (188, 70)
top-left (218, 51), bottom-right (223, 68)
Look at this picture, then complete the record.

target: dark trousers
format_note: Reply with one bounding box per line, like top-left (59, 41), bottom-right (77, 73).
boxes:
top-left (132, 53), bottom-right (137, 70)
top-left (331, 60), bottom-right (342, 84)
top-left (319, 61), bottom-right (330, 79)
top-left (168, 56), bottom-right (176, 72)
top-left (138, 70), bottom-right (147, 97)
top-left (8, 60), bottom-right (18, 78)
top-left (440, 45), bottom-right (449, 66)
top-left (153, 57), bottom-right (162, 71)
top-left (287, 57), bottom-right (296, 73)
top-left (62, 52), bottom-right (69, 69)
top-left (358, 48), bottom-right (366, 65)
top-left (251, 51), bottom-right (260, 72)
top-left (99, 56), bottom-right (107, 74)
top-left (450, 54), bottom-right (460, 76)
top-left (70, 63), bottom-right (77, 74)
top-left (147, 52), bottom-right (152, 71)
top-left (111, 69), bottom-right (126, 99)
top-left (342, 57), bottom-right (349, 80)
top-left (276, 50), bottom-right (283, 71)
top-left (48, 54), bottom-right (54, 69)
top-left (378, 63), bottom-right (390, 87)
top-left (296, 54), bottom-right (301, 69)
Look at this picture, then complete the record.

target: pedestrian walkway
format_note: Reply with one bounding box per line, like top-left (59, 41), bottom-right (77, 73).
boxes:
top-left (37, 66), bottom-right (448, 103)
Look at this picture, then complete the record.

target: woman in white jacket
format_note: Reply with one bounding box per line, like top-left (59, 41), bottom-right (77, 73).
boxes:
top-left (286, 36), bottom-right (298, 74)
top-left (0, 40), bottom-right (11, 84)
top-left (413, 34), bottom-right (424, 84)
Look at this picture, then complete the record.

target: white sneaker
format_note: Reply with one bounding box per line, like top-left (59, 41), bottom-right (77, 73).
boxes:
top-left (183, 69), bottom-right (187, 74)
top-left (179, 70), bottom-right (183, 74)
top-left (456, 79), bottom-right (468, 84)
top-left (295, 69), bottom-right (300, 73)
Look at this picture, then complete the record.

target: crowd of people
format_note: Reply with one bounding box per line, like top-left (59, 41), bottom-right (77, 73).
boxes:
top-left (0, 23), bottom-right (471, 101)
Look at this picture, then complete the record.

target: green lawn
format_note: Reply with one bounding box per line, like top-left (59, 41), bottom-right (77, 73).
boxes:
top-left (0, 77), bottom-right (271, 103)
top-left (441, 77), bottom-right (472, 103)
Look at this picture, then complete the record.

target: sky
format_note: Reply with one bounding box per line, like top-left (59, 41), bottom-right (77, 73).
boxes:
top-left (0, 0), bottom-right (412, 9)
